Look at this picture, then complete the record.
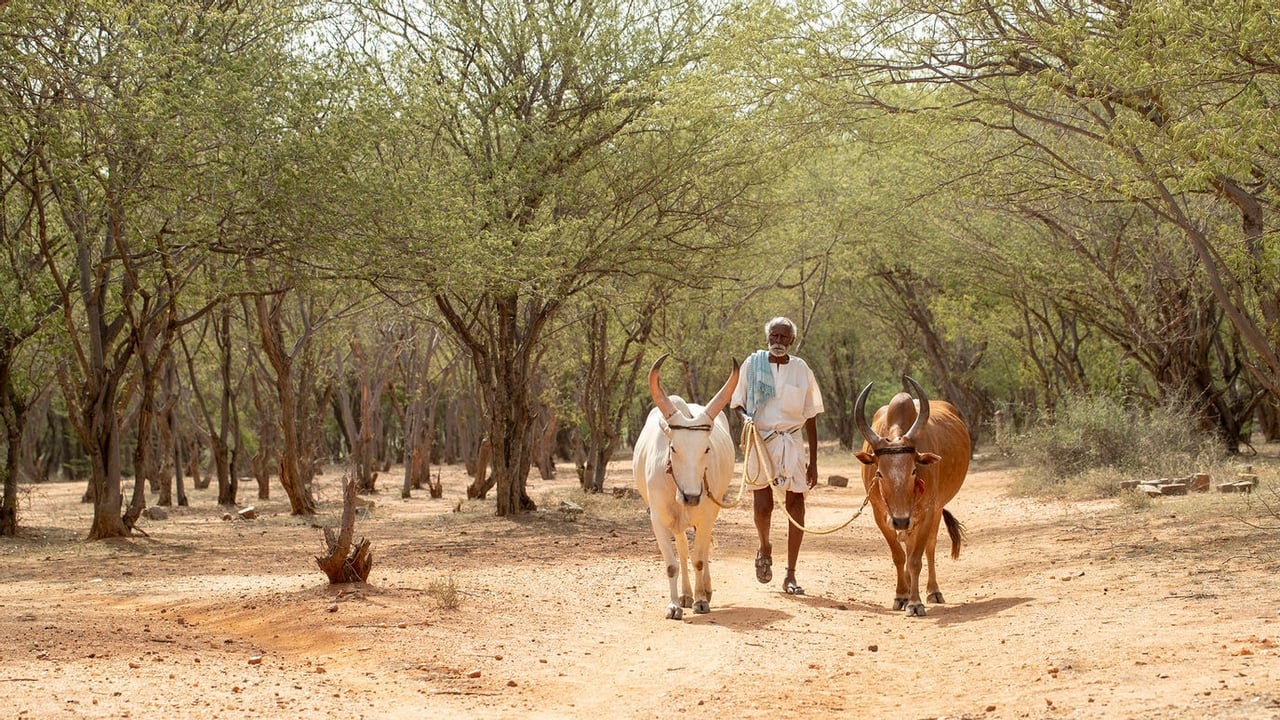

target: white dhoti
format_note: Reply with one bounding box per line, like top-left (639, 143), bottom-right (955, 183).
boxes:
top-left (746, 426), bottom-right (809, 494)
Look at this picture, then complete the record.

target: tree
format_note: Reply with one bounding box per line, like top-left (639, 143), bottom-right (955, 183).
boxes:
top-left (831, 0), bottom-right (1280, 403)
top-left (342, 0), bottom-right (803, 515)
top-left (3, 1), bottom-right (321, 537)
top-left (0, 87), bottom-right (61, 535)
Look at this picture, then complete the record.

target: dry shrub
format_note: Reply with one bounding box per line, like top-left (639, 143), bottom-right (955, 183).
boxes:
top-left (426, 575), bottom-right (461, 610)
top-left (1011, 394), bottom-right (1225, 498)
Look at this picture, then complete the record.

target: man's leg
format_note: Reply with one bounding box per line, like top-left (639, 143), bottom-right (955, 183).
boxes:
top-left (783, 490), bottom-right (806, 594)
top-left (753, 486), bottom-right (773, 583)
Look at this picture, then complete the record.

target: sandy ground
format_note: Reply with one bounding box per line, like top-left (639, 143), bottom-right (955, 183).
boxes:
top-left (2, 448), bottom-right (1279, 720)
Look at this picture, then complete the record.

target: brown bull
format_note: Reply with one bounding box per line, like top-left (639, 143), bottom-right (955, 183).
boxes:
top-left (854, 376), bottom-right (969, 617)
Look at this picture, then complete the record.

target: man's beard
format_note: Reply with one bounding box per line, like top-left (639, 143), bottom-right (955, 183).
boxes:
top-left (768, 345), bottom-right (788, 357)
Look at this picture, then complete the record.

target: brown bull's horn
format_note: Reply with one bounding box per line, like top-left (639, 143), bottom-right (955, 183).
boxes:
top-left (648, 353), bottom-right (678, 419)
top-left (854, 382), bottom-right (884, 448)
top-left (903, 375), bottom-right (930, 441)
top-left (704, 358), bottom-right (740, 419)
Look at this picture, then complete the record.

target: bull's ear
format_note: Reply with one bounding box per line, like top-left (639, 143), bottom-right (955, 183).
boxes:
top-left (917, 452), bottom-right (942, 465)
top-left (854, 451), bottom-right (876, 465)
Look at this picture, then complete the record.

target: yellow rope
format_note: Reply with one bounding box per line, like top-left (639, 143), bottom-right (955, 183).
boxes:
top-left (736, 419), bottom-right (875, 535)
top-left (705, 419), bottom-right (772, 509)
top-left (739, 419), bottom-right (776, 490)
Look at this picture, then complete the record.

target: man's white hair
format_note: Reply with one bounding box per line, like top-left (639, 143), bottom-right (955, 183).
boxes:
top-left (765, 317), bottom-right (797, 336)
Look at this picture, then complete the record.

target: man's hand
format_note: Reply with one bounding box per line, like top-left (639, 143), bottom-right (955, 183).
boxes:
top-left (806, 465), bottom-right (818, 489)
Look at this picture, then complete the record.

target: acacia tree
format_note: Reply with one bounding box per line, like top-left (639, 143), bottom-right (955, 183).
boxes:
top-left (392, 323), bottom-right (456, 499)
top-left (3, 1), bottom-right (323, 537)
top-left (832, 0), bottom-right (1280, 401)
top-left (179, 302), bottom-right (250, 505)
top-left (0, 112), bottom-right (59, 535)
top-left (343, 0), bottom-right (805, 515)
top-left (251, 286), bottom-right (332, 516)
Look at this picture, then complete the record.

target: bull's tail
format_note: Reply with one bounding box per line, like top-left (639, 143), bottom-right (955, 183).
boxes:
top-left (943, 509), bottom-right (966, 560)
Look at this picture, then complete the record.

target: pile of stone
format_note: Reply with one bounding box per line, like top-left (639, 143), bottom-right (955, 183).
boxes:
top-left (1120, 468), bottom-right (1261, 496)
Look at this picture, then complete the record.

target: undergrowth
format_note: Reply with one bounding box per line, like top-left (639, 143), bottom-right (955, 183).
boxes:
top-left (1009, 394), bottom-right (1232, 500)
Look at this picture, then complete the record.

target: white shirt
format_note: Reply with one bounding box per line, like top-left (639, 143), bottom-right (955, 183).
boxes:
top-left (731, 354), bottom-right (824, 490)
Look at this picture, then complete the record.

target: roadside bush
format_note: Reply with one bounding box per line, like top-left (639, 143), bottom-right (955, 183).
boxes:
top-left (1011, 394), bottom-right (1224, 498)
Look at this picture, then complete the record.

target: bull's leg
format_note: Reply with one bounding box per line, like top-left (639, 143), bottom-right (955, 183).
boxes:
top-left (674, 525), bottom-right (694, 610)
top-left (872, 502), bottom-right (910, 610)
top-left (648, 512), bottom-right (684, 620)
top-left (690, 517), bottom-right (715, 614)
top-left (923, 517), bottom-right (945, 605)
top-left (900, 528), bottom-right (928, 616)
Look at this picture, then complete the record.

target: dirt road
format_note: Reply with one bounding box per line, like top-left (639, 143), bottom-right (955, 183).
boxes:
top-left (3, 452), bottom-right (1278, 719)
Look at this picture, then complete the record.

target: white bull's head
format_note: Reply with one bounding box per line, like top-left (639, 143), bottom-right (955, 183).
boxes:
top-left (648, 353), bottom-right (738, 506)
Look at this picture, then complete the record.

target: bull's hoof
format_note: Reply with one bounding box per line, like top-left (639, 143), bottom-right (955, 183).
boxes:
top-left (679, 595), bottom-right (693, 609)
top-left (906, 603), bottom-right (927, 617)
top-left (666, 604), bottom-right (683, 620)
top-left (693, 600), bottom-right (710, 614)
top-left (892, 597), bottom-right (909, 611)
top-left (927, 590), bottom-right (945, 604)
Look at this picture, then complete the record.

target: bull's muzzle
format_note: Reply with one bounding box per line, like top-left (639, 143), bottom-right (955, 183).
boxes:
top-left (891, 515), bottom-right (911, 530)
top-left (678, 491), bottom-right (702, 506)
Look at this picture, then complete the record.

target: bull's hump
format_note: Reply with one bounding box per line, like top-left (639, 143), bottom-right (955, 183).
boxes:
top-left (884, 394), bottom-right (918, 425)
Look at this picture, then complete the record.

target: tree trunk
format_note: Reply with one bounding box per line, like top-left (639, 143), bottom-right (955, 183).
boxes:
top-left (316, 477), bottom-right (373, 584)
top-left (212, 434), bottom-right (234, 504)
top-left (534, 407), bottom-right (557, 481)
top-left (83, 386), bottom-right (128, 540)
top-left (488, 403), bottom-right (537, 515)
top-left (402, 396), bottom-right (436, 498)
top-left (1, 341), bottom-right (26, 536)
top-left (0, 412), bottom-right (19, 538)
top-left (467, 437), bottom-right (494, 500)
top-left (582, 441), bottom-right (612, 494)
top-left (255, 294), bottom-right (316, 515)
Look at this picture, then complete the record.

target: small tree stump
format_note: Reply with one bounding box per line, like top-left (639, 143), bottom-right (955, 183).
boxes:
top-left (316, 477), bottom-right (374, 583)
top-left (828, 475), bottom-right (849, 488)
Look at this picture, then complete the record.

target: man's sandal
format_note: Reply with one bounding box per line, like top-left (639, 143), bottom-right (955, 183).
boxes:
top-left (783, 569), bottom-right (804, 595)
top-left (754, 551), bottom-right (772, 584)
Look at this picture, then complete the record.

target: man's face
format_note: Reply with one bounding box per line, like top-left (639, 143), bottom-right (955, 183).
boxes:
top-left (767, 324), bottom-right (794, 355)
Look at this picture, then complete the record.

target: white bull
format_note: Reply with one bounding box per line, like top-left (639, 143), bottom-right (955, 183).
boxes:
top-left (633, 354), bottom-right (738, 620)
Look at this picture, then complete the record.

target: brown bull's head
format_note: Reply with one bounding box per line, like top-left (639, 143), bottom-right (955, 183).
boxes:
top-left (853, 376), bottom-right (941, 530)
top-left (649, 353), bottom-right (738, 506)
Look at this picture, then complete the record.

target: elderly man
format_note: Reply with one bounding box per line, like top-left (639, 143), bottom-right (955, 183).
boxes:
top-left (731, 316), bottom-right (825, 595)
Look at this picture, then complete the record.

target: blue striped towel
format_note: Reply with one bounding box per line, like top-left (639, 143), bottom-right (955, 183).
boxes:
top-left (744, 350), bottom-right (775, 415)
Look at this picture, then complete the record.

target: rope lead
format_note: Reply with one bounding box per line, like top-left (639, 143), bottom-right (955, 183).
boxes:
top-left (734, 419), bottom-right (874, 535)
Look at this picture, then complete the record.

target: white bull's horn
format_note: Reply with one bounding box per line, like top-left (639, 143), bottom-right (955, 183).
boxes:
top-left (648, 353), bottom-right (678, 419)
top-left (704, 358), bottom-right (739, 419)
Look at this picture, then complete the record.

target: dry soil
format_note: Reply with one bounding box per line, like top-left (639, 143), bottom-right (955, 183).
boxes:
top-left (2, 449), bottom-right (1279, 719)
